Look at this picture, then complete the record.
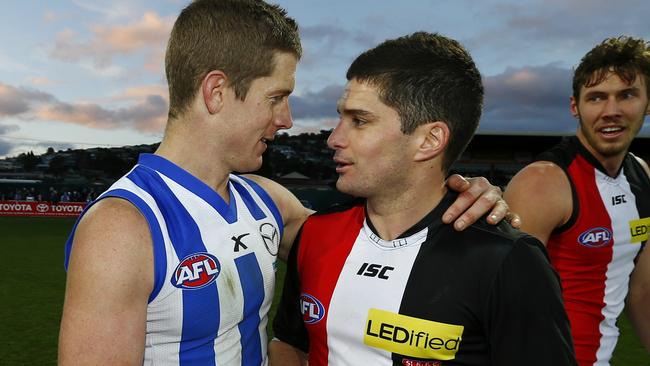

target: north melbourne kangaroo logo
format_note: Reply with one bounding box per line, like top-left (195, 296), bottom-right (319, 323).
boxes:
top-left (259, 223), bottom-right (280, 256)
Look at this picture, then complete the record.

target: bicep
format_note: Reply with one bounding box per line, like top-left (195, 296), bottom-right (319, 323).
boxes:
top-left (504, 162), bottom-right (571, 244)
top-left (59, 199), bottom-right (153, 365)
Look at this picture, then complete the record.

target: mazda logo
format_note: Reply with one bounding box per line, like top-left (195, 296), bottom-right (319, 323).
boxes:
top-left (259, 223), bottom-right (279, 256)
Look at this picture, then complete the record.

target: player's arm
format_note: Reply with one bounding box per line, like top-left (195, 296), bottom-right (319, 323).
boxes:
top-left (627, 245), bottom-right (650, 351)
top-left (269, 340), bottom-right (308, 366)
top-left (243, 174), bottom-right (313, 261)
top-left (58, 198), bottom-right (153, 366)
top-left (503, 162), bottom-right (572, 244)
top-left (633, 155), bottom-right (650, 177)
top-left (269, 225), bottom-right (309, 365)
top-left (444, 174), bottom-right (520, 231)
top-left (627, 155), bottom-right (650, 351)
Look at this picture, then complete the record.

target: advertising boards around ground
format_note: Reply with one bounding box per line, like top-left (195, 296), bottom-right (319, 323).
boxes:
top-left (0, 201), bottom-right (85, 217)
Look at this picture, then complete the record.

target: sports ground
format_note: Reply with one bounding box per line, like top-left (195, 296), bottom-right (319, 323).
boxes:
top-left (0, 216), bottom-right (646, 365)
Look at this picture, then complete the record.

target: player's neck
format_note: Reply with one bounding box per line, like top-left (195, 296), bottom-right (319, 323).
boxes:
top-left (366, 175), bottom-right (446, 241)
top-left (576, 134), bottom-right (627, 177)
top-left (156, 120), bottom-right (232, 201)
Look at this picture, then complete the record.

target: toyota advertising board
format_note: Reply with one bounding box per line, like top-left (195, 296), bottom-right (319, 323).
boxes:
top-left (0, 201), bottom-right (85, 217)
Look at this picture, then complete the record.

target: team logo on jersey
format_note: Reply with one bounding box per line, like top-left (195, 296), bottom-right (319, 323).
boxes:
top-left (171, 253), bottom-right (221, 289)
top-left (259, 223), bottom-right (280, 256)
top-left (300, 293), bottom-right (325, 324)
top-left (578, 227), bottom-right (612, 248)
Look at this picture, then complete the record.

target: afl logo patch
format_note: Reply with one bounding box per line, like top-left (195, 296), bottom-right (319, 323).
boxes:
top-left (259, 223), bottom-right (280, 256)
top-left (578, 227), bottom-right (612, 248)
top-left (300, 293), bottom-right (325, 324)
top-left (172, 253), bottom-right (221, 289)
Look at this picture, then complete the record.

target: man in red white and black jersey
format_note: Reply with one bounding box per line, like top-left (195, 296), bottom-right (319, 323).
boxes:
top-left (270, 32), bottom-right (576, 366)
top-left (504, 36), bottom-right (650, 366)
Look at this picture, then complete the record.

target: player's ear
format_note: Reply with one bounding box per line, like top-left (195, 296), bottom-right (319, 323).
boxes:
top-left (202, 70), bottom-right (228, 114)
top-left (413, 121), bottom-right (449, 162)
top-left (569, 96), bottom-right (580, 119)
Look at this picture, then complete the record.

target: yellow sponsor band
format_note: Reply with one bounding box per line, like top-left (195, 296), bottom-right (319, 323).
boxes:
top-left (629, 217), bottom-right (650, 243)
top-left (363, 308), bottom-right (464, 360)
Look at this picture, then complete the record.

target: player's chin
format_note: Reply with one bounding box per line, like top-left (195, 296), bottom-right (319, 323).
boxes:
top-left (335, 178), bottom-right (361, 197)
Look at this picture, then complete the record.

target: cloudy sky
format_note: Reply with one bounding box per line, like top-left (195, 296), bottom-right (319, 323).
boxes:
top-left (1, 0), bottom-right (649, 158)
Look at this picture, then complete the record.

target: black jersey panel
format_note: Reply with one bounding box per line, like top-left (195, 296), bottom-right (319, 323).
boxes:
top-left (273, 226), bottom-right (310, 353)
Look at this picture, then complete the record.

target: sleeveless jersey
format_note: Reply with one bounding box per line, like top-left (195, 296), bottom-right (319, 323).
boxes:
top-left (64, 153), bottom-right (284, 366)
top-left (537, 136), bottom-right (650, 366)
top-left (274, 192), bottom-right (576, 366)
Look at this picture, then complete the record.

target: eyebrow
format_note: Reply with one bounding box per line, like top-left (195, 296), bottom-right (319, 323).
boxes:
top-left (337, 107), bottom-right (378, 119)
top-left (269, 88), bottom-right (293, 96)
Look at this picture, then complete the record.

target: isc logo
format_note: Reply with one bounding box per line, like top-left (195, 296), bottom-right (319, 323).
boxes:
top-left (357, 262), bottom-right (394, 280)
top-left (300, 293), bottom-right (325, 324)
top-left (578, 227), bottom-right (612, 248)
top-left (172, 253), bottom-right (221, 289)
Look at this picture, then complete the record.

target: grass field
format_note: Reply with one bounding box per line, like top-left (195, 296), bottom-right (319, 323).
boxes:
top-left (0, 216), bottom-right (647, 365)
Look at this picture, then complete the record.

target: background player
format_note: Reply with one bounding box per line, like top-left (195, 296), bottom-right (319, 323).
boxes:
top-left (271, 32), bottom-right (576, 366)
top-left (504, 36), bottom-right (650, 365)
top-left (58, 1), bottom-right (514, 365)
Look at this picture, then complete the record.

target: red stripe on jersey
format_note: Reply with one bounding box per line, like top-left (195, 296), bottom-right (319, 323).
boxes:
top-left (297, 205), bottom-right (365, 366)
top-left (547, 154), bottom-right (613, 366)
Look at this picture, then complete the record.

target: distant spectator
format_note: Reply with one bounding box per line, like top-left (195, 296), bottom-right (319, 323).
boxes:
top-left (85, 189), bottom-right (96, 203)
top-left (50, 188), bottom-right (60, 204)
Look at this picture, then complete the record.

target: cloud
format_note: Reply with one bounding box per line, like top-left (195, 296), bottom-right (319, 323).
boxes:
top-left (298, 25), bottom-right (377, 68)
top-left (0, 138), bottom-right (14, 156)
top-left (0, 124), bottom-right (20, 156)
top-left (49, 12), bottom-right (173, 72)
top-left (0, 82), bottom-right (167, 133)
top-left (291, 84), bottom-right (342, 120)
top-left (36, 95), bottom-right (167, 132)
top-left (480, 65), bottom-right (574, 133)
top-left (112, 85), bottom-right (169, 103)
top-left (28, 77), bottom-right (60, 86)
top-left (0, 83), bottom-right (55, 117)
top-left (0, 124), bottom-right (20, 135)
top-left (463, 0), bottom-right (650, 72)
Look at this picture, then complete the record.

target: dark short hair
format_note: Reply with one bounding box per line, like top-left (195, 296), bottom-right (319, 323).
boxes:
top-left (346, 32), bottom-right (483, 173)
top-left (573, 36), bottom-right (650, 100)
top-left (165, 0), bottom-right (302, 119)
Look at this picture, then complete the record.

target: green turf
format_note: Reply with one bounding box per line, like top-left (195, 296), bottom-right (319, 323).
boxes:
top-left (0, 217), bottom-right (75, 366)
top-left (1, 216), bottom-right (647, 365)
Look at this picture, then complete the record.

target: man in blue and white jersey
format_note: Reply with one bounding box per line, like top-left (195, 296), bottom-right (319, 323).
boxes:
top-left (58, 1), bottom-right (515, 365)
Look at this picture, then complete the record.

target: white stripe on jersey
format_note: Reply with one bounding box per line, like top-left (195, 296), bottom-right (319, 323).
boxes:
top-left (326, 221), bottom-right (428, 366)
top-left (594, 168), bottom-right (642, 366)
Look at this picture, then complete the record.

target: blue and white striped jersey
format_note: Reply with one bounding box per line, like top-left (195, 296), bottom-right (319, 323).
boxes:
top-left (65, 153), bottom-right (283, 366)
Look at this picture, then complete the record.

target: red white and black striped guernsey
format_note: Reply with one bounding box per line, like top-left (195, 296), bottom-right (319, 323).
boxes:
top-left (274, 191), bottom-right (576, 366)
top-left (537, 136), bottom-right (650, 366)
